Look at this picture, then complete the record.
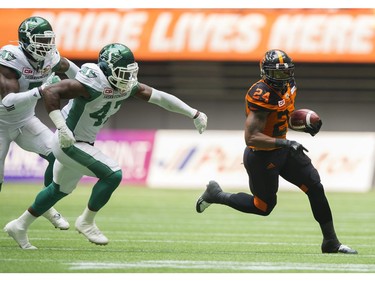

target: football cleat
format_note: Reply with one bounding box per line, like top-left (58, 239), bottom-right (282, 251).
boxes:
top-left (196, 180), bottom-right (223, 213)
top-left (42, 208), bottom-right (70, 230)
top-left (3, 219), bottom-right (37, 250)
top-left (75, 216), bottom-right (109, 245)
top-left (321, 239), bottom-right (358, 254)
top-left (337, 244), bottom-right (358, 254)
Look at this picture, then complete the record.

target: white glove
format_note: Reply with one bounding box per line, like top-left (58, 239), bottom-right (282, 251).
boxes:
top-left (49, 110), bottom-right (76, 148)
top-left (40, 72), bottom-right (61, 91)
top-left (58, 125), bottom-right (76, 148)
top-left (193, 111), bottom-right (208, 134)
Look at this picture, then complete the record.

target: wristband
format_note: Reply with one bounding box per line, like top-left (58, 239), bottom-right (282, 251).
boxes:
top-left (49, 110), bottom-right (66, 129)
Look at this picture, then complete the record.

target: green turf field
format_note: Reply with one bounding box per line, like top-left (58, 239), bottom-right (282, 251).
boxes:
top-left (0, 183), bottom-right (374, 273)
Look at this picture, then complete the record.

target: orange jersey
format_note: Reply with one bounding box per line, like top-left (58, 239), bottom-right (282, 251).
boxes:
top-left (245, 79), bottom-right (296, 140)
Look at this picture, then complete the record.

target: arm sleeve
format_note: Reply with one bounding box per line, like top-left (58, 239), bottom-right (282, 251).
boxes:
top-left (1, 88), bottom-right (41, 111)
top-left (148, 88), bottom-right (197, 118)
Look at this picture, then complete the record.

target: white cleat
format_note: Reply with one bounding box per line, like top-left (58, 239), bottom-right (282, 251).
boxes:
top-left (75, 216), bottom-right (109, 245)
top-left (42, 208), bottom-right (70, 230)
top-left (3, 220), bottom-right (37, 250)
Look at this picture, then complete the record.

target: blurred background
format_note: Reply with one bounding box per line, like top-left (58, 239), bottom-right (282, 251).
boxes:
top-left (1, 8), bottom-right (374, 191)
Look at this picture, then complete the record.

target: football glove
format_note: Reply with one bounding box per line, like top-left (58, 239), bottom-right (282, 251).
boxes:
top-left (193, 111), bottom-right (208, 134)
top-left (304, 120), bottom-right (322, 137)
top-left (49, 110), bottom-right (75, 148)
top-left (58, 125), bottom-right (76, 148)
top-left (275, 139), bottom-right (308, 154)
top-left (40, 72), bottom-right (61, 92)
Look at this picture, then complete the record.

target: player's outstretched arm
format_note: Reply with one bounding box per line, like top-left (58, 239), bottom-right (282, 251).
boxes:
top-left (135, 83), bottom-right (208, 134)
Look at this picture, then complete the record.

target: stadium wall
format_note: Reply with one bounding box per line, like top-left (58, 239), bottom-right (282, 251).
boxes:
top-left (5, 130), bottom-right (375, 192)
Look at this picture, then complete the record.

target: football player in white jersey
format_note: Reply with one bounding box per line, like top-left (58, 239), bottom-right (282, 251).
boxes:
top-left (0, 16), bottom-right (79, 230)
top-left (4, 43), bottom-right (208, 249)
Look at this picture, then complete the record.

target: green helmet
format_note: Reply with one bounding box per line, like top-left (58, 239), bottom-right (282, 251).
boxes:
top-left (18, 16), bottom-right (56, 62)
top-left (98, 43), bottom-right (139, 91)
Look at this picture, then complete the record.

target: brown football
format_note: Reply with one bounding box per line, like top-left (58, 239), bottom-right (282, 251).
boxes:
top-left (289, 109), bottom-right (321, 132)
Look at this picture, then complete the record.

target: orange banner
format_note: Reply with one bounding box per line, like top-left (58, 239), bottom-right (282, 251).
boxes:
top-left (0, 8), bottom-right (374, 62)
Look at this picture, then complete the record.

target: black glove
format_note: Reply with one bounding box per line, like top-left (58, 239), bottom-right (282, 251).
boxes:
top-left (304, 120), bottom-right (322, 137)
top-left (275, 139), bottom-right (309, 153)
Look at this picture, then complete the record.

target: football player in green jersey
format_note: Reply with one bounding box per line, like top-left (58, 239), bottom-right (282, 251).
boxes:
top-left (4, 43), bottom-right (208, 249)
top-left (0, 16), bottom-right (79, 230)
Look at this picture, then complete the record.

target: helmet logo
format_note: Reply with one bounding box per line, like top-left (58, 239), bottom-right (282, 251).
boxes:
top-left (24, 22), bottom-right (36, 33)
top-left (107, 51), bottom-right (122, 65)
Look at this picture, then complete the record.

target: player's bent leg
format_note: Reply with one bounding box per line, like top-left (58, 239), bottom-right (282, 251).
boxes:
top-left (75, 170), bottom-right (122, 245)
top-left (31, 183), bottom-right (69, 225)
top-left (196, 180), bottom-right (276, 215)
top-left (305, 182), bottom-right (358, 255)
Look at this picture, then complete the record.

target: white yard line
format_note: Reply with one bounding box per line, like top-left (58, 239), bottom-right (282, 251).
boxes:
top-left (66, 260), bottom-right (375, 272)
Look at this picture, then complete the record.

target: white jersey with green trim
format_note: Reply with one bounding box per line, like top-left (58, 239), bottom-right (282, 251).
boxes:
top-left (61, 63), bottom-right (138, 144)
top-left (0, 45), bottom-right (61, 127)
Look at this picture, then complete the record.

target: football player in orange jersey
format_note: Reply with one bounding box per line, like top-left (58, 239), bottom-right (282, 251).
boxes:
top-left (196, 49), bottom-right (357, 254)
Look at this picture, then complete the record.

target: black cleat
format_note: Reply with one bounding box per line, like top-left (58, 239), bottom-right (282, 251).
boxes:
top-left (322, 239), bottom-right (358, 254)
top-left (195, 180), bottom-right (223, 213)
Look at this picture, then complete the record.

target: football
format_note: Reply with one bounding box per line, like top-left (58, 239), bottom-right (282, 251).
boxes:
top-left (289, 109), bottom-right (321, 132)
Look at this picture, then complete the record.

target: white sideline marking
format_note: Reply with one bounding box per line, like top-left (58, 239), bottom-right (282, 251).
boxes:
top-left (67, 260), bottom-right (375, 272)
